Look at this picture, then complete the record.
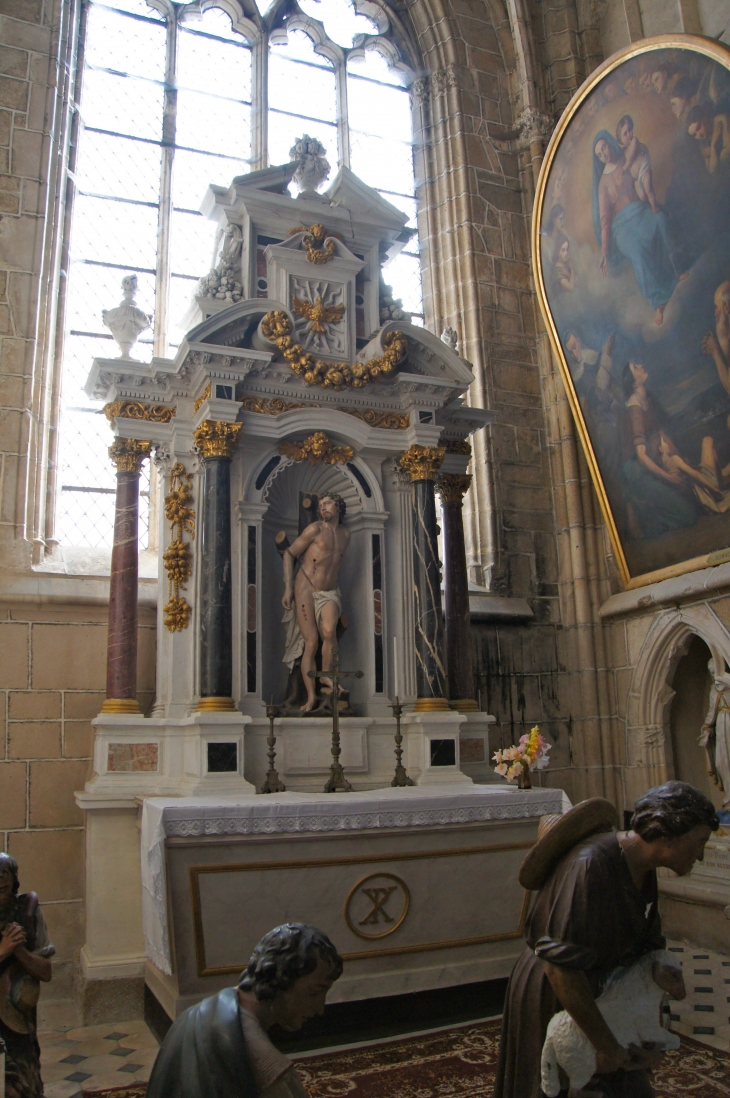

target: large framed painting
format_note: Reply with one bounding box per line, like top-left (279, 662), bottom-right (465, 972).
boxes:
top-left (533, 34), bottom-right (730, 588)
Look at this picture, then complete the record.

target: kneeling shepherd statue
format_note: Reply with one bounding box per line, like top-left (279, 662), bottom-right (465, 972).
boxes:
top-left (146, 923), bottom-right (342, 1098)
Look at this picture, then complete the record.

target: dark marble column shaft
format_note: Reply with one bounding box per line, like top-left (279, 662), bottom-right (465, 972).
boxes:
top-left (399, 446), bottom-right (448, 711)
top-left (439, 474), bottom-right (477, 709)
top-left (199, 454), bottom-right (234, 702)
top-left (103, 438), bottom-right (150, 714)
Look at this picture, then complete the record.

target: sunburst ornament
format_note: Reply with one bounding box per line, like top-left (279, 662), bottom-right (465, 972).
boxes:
top-left (291, 294), bottom-right (345, 333)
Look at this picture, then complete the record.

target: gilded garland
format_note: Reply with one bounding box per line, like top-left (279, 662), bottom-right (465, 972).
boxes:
top-left (279, 432), bottom-right (354, 466)
top-left (261, 310), bottom-right (407, 392)
top-left (163, 463), bottom-right (195, 632)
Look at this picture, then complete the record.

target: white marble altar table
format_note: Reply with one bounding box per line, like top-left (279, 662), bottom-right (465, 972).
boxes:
top-left (141, 783), bottom-right (569, 1016)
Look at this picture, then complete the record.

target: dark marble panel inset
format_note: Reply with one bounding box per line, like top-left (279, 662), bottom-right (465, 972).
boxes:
top-left (411, 479), bottom-right (446, 700)
top-left (199, 455), bottom-right (233, 699)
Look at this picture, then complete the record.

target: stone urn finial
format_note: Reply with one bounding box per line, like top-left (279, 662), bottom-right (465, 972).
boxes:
top-left (290, 134), bottom-right (330, 198)
top-left (102, 274), bottom-right (152, 359)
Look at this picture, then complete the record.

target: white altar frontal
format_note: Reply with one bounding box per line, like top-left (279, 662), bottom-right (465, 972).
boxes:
top-left (73, 144), bottom-right (562, 1022)
top-left (141, 785), bottom-right (568, 1018)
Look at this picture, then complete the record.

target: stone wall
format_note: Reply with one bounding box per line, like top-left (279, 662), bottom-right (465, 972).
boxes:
top-left (0, 594), bottom-right (155, 1026)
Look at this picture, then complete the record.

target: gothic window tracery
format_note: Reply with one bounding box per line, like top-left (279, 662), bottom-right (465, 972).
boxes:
top-left (56, 0), bottom-right (421, 549)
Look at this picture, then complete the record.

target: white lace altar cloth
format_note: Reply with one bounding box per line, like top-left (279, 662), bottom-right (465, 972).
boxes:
top-left (141, 783), bottom-right (570, 975)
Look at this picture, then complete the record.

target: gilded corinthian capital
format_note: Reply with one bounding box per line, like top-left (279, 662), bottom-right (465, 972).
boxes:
top-left (109, 437), bottom-right (152, 473)
top-left (437, 473), bottom-right (472, 504)
top-left (398, 445), bottom-right (445, 482)
top-left (193, 420), bottom-right (242, 459)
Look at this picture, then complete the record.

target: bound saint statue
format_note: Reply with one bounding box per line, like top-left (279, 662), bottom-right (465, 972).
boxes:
top-left (281, 493), bottom-right (350, 713)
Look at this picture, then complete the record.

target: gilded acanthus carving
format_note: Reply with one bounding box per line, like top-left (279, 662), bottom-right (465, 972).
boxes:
top-left (239, 397), bottom-right (407, 429)
top-left (399, 445), bottom-right (446, 482)
top-left (241, 396), bottom-right (309, 415)
top-left (443, 437), bottom-right (472, 456)
top-left (291, 294), bottom-right (345, 333)
top-left (193, 383), bottom-right (211, 413)
top-left (104, 400), bottom-right (175, 424)
top-left (261, 310), bottom-right (407, 391)
top-left (437, 473), bottom-right (472, 504)
top-left (339, 407), bottom-right (409, 430)
top-left (163, 463), bottom-right (195, 632)
top-left (108, 437), bottom-right (152, 474)
top-left (279, 432), bottom-right (354, 466)
top-left (288, 223), bottom-right (344, 265)
top-left (193, 419), bottom-right (242, 459)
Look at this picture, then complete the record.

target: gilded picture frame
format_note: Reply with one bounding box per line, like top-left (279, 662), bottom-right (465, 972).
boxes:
top-left (532, 34), bottom-right (730, 589)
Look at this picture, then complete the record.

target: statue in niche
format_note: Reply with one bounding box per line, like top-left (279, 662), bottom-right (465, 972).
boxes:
top-left (290, 134), bottom-right (330, 197)
top-left (102, 274), bottom-right (151, 359)
top-left (281, 493), bottom-right (351, 714)
top-left (699, 662), bottom-right (730, 814)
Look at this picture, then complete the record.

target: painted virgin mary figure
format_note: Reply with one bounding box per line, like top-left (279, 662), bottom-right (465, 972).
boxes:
top-left (592, 130), bottom-right (678, 325)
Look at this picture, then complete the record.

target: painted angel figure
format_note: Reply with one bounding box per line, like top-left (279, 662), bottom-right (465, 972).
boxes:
top-left (699, 663), bottom-right (730, 808)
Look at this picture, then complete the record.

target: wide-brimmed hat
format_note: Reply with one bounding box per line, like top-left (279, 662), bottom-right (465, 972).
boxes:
top-left (0, 970), bottom-right (40, 1034)
top-left (519, 797), bottom-right (619, 890)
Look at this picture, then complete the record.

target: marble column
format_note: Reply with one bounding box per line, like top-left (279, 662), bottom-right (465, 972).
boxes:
top-left (399, 445), bottom-right (449, 711)
top-left (101, 438), bottom-right (151, 714)
top-left (437, 473), bottom-right (478, 711)
top-left (194, 420), bottom-right (242, 711)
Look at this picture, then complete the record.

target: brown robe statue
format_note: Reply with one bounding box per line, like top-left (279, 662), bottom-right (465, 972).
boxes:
top-left (493, 831), bottom-right (664, 1098)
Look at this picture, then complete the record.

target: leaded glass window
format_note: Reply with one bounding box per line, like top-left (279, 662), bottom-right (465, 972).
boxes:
top-left (55, 0), bottom-right (420, 549)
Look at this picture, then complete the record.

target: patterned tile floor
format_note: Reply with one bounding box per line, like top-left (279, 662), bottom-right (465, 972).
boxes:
top-left (39, 1020), bottom-right (158, 1098)
top-left (35, 940), bottom-right (730, 1095)
top-left (666, 939), bottom-right (730, 1052)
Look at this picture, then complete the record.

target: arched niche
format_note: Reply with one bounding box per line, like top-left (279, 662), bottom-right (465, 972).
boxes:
top-left (624, 603), bottom-right (730, 808)
top-left (666, 634), bottom-right (719, 808)
top-left (256, 457), bottom-right (384, 710)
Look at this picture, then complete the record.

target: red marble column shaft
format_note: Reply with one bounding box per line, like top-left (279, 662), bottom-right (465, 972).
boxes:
top-left (103, 438), bottom-right (149, 713)
top-left (107, 469), bottom-right (140, 703)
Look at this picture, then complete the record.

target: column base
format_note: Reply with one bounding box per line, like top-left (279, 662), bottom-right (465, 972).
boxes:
top-left (413, 697), bottom-right (451, 712)
top-left (198, 696), bottom-right (237, 712)
top-left (100, 698), bottom-right (140, 714)
top-left (449, 699), bottom-right (480, 712)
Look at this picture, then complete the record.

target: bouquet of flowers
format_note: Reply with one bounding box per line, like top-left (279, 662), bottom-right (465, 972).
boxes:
top-left (492, 725), bottom-right (551, 788)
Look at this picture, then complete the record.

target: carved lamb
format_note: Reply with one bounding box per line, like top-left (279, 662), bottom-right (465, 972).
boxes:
top-left (540, 949), bottom-right (684, 1097)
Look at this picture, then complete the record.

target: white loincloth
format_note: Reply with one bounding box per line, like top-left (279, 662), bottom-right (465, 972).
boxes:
top-left (282, 587), bottom-right (342, 670)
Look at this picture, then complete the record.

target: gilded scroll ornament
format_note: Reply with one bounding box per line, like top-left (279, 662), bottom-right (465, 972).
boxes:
top-left (193, 383), bottom-right (211, 413)
top-left (108, 437), bottom-right (152, 474)
top-left (279, 431), bottom-right (354, 466)
top-left (288, 223), bottom-right (344, 264)
top-left (193, 420), bottom-right (242, 459)
top-left (443, 438), bottom-right (472, 456)
top-left (240, 396), bottom-right (308, 415)
top-left (163, 463), bottom-right (195, 633)
top-left (339, 408), bottom-right (409, 430)
top-left (399, 445), bottom-right (446, 482)
top-left (291, 294), bottom-right (345, 333)
top-left (261, 310), bottom-right (407, 391)
top-left (437, 473), bottom-right (472, 504)
top-left (104, 401), bottom-right (175, 424)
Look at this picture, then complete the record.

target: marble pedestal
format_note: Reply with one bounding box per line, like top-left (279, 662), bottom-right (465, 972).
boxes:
top-left (140, 783), bottom-right (568, 1018)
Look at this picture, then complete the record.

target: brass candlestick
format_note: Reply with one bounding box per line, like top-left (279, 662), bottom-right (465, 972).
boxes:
top-left (260, 700), bottom-right (286, 794)
top-left (309, 650), bottom-right (363, 793)
top-left (389, 697), bottom-right (414, 787)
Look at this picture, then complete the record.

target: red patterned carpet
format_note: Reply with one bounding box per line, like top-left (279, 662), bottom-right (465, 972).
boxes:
top-left (82, 1020), bottom-right (730, 1097)
top-left (296, 1020), bottom-right (730, 1098)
